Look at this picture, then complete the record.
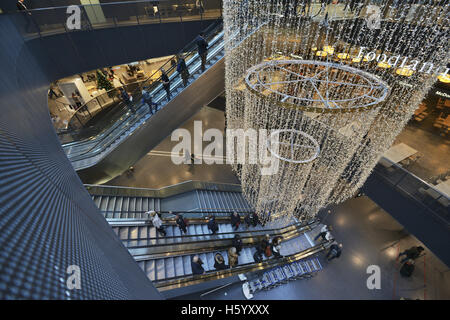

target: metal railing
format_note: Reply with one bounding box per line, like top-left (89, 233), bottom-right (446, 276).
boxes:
top-left (85, 179), bottom-right (241, 198)
top-left (371, 156), bottom-right (450, 226)
top-left (60, 18), bottom-right (223, 156)
top-left (10, 0), bottom-right (222, 38)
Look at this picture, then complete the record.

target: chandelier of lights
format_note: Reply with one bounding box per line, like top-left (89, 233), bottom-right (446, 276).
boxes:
top-left (223, 0), bottom-right (449, 225)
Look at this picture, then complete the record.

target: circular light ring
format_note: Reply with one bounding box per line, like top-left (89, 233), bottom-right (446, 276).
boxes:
top-left (245, 59), bottom-right (390, 113)
top-left (267, 129), bottom-right (320, 164)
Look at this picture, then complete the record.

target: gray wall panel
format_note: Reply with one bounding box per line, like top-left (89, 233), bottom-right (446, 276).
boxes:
top-left (0, 15), bottom-right (161, 299)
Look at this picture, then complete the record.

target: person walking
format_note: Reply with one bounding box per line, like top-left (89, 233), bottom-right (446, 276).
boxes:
top-left (148, 210), bottom-right (166, 236)
top-left (207, 215), bottom-right (219, 234)
top-left (314, 225), bottom-right (333, 242)
top-left (191, 255), bottom-right (205, 275)
top-left (195, 32), bottom-right (209, 72)
top-left (232, 234), bottom-right (243, 255)
top-left (141, 87), bottom-right (158, 114)
top-left (230, 211), bottom-right (241, 231)
top-left (399, 259), bottom-right (415, 278)
top-left (228, 247), bottom-right (239, 268)
top-left (160, 68), bottom-right (171, 100)
top-left (326, 243), bottom-right (343, 261)
top-left (119, 88), bottom-right (135, 113)
top-left (176, 55), bottom-right (190, 87)
top-left (175, 213), bottom-right (188, 234)
top-left (214, 253), bottom-right (228, 270)
top-left (398, 246), bottom-right (424, 264)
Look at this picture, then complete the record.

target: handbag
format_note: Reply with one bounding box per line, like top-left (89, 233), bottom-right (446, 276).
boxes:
top-left (265, 246), bottom-right (272, 257)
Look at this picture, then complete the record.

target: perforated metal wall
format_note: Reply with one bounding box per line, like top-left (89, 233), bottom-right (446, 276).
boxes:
top-left (0, 15), bottom-right (161, 300)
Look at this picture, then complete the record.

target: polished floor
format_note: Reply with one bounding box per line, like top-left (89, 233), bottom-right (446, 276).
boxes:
top-left (109, 105), bottom-right (240, 189)
top-left (192, 196), bottom-right (450, 300)
top-left (395, 104), bottom-right (450, 184)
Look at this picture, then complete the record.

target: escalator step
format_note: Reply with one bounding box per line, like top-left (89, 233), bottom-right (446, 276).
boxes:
top-left (174, 256), bottom-right (184, 277)
top-left (165, 257), bottom-right (175, 279)
top-left (155, 259), bottom-right (165, 280)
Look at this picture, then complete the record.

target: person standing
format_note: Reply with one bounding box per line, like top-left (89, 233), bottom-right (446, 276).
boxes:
top-left (177, 55), bottom-right (190, 87)
top-left (232, 234), bottom-right (243, 255)
top-left (195, 32), bottom-right (209, 72)
top-left (119, 88), bottom-right (135, 113)
top-left (271, 236), bottom-right (283, 259)
top-left (214, 253), bottom-right (228, 270)
top-left (244, 212), bottom-right (260, 228)
top-left (191, 255), bottom-right (205, 275)
top-left (148, 210), bottom-right (166, 236)
top-left (398, 246), bottom-right (424, 264)
top-left (230, 211), bottom-right (241, 231)
top-left (160, 68), bottom-right (171, 100)
top-left (207, 215), bottom-right (219, 234)
top-left (326, 243), bottom-right (342, 261)
top-left (260, 234), bottom-right (271, 258)
top-left (228, 247), bottom-right (239, 268)
top-left (175, 213), bottom-right (188, 234)
top-left (141, 87), bottom-right (158, 114)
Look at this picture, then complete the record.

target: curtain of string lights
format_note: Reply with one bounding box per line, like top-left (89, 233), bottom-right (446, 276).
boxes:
top-left (223, 0), bottom-right (449, 224)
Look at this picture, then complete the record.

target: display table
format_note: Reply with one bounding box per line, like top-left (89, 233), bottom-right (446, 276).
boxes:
top-left (433, 179), bottom-right (450, 198)
top-left (383, 143), bottom-right (418, 165)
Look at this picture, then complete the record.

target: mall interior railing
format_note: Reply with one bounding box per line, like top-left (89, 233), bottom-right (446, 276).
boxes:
top-left (58, 18), bottom-right (223, 150)
top-left (371, 156), bottom-right (450, 227)
top-left (9, 0), bottom-right (222, 38)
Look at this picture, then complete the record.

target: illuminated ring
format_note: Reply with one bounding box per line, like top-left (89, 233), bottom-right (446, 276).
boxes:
top-left (245, 59), bottom-right (389, 113)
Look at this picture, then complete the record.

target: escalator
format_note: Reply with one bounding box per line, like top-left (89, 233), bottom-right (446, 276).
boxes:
top-left (90, 184), bottom-right (329, 293)
top-left (89, 187), bottom-right (253, 219)
top-left (128, 219), bottom-right (328, 291)
top-left (61, 20), bottom-right (226, 173)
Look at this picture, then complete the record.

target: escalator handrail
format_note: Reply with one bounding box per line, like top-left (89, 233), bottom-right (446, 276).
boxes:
top-left (63, 27), bottom-right (225, 162)
top-left (63, 18), bottom-right (223, 144)
top-left (129, 220), bottom-right (318, 253)
top-left (121, 219), bottom-right (317, 245)
top-left (153, 241), bottom-right (332, 289)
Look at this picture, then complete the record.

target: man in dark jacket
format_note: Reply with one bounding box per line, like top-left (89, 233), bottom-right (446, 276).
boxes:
top-left (191, 255), bottom-right (205, 275)
top-left (160, 68), bottom-right (171, 100)
top-left (326, 243), bottom-right (342, 261)
top-left (232, 234), bottom-right (243, 255)
top-left (119, 88), bottom-right (135, 113)
top-left (398, 246), bottom-right (424, 263)
top-left (400, 259), bottom-right (415, 277)
top-left (175, 213), bottom-right (187, 234)
top-left (244, 212), bottom-right (260, 228)
top-left (230, 211), bottom-right (241, 231)
top-left (207, 215), bottom-right (219, 234)
top-left (195, 32), bottom-right (209, 72)
top-left (176, 56), bottom-right (190, 87)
